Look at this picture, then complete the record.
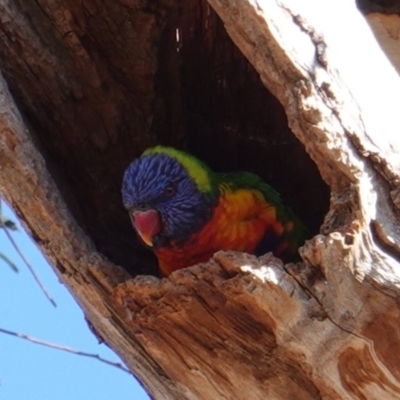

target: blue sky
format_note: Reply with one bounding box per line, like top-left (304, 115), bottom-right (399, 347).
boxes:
top-left (0, 201), bottom-right (149, 400)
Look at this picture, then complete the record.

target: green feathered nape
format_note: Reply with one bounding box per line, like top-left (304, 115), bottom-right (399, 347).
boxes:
top-left (143, 146), bottom-right (218, 196)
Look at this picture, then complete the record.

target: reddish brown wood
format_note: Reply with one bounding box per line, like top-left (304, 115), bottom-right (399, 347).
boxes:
top-left (1, 0), bottom-right (400, 399)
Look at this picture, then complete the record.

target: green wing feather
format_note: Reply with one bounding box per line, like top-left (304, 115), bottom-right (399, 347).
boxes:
top-left (218, 171), bottom-right (283, 204)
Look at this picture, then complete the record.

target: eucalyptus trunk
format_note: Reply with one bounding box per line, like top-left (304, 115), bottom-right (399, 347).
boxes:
top-left (1, 1), bottom-right (400, 399)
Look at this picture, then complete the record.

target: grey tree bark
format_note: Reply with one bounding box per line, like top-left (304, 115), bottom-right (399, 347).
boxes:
top-left (1, 0), bottom-right (400, 399)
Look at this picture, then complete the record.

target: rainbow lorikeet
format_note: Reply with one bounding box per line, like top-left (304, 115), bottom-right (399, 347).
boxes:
top-left (122, 146), bottom-right (308, 276)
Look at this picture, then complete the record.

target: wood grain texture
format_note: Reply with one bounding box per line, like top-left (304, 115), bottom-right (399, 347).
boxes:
top-left (1, 0), bottom-right (400, 399)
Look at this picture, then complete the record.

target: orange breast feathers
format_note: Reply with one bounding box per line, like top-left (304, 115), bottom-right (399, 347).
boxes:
top-left (155, 185), bottom-right (285, 276)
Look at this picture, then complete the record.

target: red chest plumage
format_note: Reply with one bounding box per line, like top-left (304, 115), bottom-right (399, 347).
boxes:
top-left (155, 186), bottom-right (286, 276)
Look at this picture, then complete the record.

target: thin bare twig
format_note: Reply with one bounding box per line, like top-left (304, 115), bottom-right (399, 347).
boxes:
top-left (0, 327), bottom-right (131, 374)
top-left (0, 198), bottom-right (56, 307)
top-left (0, 252), bottom-right (19, 272)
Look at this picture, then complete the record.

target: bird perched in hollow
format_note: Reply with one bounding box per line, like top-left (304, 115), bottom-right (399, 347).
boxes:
top-left (122, 146), bottom-right (308, 276)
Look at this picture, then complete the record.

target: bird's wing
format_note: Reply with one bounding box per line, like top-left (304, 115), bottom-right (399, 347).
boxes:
top-left (218, 171), bottom-right (309, 261)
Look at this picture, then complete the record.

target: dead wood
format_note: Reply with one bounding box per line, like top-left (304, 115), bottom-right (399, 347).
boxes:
top-left (1, 0), bottom-right (400, 399)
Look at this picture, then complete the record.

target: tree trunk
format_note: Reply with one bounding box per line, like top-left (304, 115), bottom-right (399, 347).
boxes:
top-left (1, 0), bottom-right (400, 399)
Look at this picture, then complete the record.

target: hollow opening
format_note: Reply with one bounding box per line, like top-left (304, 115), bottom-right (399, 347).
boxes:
top-left (2, 0), bottom-right (330, 277)
top-left (115, 1), bottom-right (330, 275)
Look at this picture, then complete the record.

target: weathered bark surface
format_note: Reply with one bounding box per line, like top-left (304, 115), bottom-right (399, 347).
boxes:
top-left (365, 13), bottom-right (400, 74)
top-left (1, 0), bottom-right (400, 399)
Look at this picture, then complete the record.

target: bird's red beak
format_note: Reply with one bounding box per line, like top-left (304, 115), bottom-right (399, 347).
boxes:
top-left (131, 209), bottom-right (162, 247)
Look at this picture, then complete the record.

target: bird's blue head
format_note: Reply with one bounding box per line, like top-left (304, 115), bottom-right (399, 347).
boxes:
top-left (122, 146), bottom-right (218, 248)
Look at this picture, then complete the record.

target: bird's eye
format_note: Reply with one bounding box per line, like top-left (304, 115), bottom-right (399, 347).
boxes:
top-left (164, 184), bottom-right (176, 198)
